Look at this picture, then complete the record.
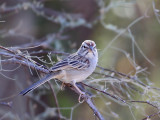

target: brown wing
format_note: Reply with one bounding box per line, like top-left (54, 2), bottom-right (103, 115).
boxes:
top-left (50, 53), bottom-right (89, 71)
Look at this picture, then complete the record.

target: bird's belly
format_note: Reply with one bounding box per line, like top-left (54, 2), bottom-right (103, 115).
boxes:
top-left (60, 69), bottom-right (93, 83)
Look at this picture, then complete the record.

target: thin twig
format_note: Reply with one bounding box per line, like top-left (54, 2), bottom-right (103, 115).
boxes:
top-left (0, 46), bottom-right (49, 70)
top-left (142, 111), bottom-right (160, 120)
top-left (1, 58), bottom-right (49, 74)
top-left (29, 51), bottom-right (69, 56)
top-left (47, 81), bottom-right (61, 120)
top-left (97, 65), bottom-right (160, 91)
top-left (129, 100), bottom-right (158, 109)
top-left (80, 82), bottom-right (126, 104)
top-left (0, 46), bottom-right (15, 54)
top-left (0, 101), bottom-right (13, 108)
top-left (97, 65), bottom-right (133, 79)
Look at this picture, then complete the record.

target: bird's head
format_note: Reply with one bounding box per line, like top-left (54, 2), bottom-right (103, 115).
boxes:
top-left (77, 40), bottom-right (98, 58)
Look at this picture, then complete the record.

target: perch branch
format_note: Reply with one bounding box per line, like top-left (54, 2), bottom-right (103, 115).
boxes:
top-left (66, 83), bottom-right (105, 120)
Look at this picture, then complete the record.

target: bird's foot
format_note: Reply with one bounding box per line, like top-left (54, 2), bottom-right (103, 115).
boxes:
top-left (78, 91), bottom-right (85, 103)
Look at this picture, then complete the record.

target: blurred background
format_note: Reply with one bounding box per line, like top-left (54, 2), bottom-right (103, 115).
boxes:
top-left (0, 0), bottom-right (160, 120)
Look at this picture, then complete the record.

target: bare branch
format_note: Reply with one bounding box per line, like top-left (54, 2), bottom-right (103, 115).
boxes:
top-left (47, 81), bottom-right (61, 120)
top-left (67, 83), bottom-right (105, 120)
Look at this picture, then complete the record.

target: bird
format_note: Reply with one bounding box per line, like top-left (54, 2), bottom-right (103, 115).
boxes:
top-left (19, 40), bottom-right (98, 102)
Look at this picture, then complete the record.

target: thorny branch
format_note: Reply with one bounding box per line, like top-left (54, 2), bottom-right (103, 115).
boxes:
top-left (0, 45), bottom-right (160, 120)
top-left (0, 45), bottom-right (105, 120)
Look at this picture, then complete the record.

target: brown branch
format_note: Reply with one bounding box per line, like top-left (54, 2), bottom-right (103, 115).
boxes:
top-left (67, 84), bottom-right (105, 120)
top-left (0, 46), bottom-right (15, 54)
top-left (142, 111), bottom-right (160, 120)
top-left (86, 97), bottom-right (104, 120)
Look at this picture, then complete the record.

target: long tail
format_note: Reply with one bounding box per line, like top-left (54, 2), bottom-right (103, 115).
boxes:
top-left (19, 73), bottom-right (56, 96)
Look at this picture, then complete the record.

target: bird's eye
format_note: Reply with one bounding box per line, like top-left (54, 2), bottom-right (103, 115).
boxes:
top-left (83, 46), bottom-right (87, 49)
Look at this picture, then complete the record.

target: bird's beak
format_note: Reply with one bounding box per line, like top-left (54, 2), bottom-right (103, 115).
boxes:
top-left (88, 45), bottom-right (95, 56)
top-left (89, 46), bottom-right (94, 52)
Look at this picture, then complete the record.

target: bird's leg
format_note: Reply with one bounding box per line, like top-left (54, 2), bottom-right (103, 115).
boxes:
top-left (72, 81), bottom-right (85, 103)
top-left (61, 82), bottom-right (65, 90)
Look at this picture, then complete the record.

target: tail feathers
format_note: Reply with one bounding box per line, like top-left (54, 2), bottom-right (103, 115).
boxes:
top-left (19, 73), bottom-right (55, 96)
